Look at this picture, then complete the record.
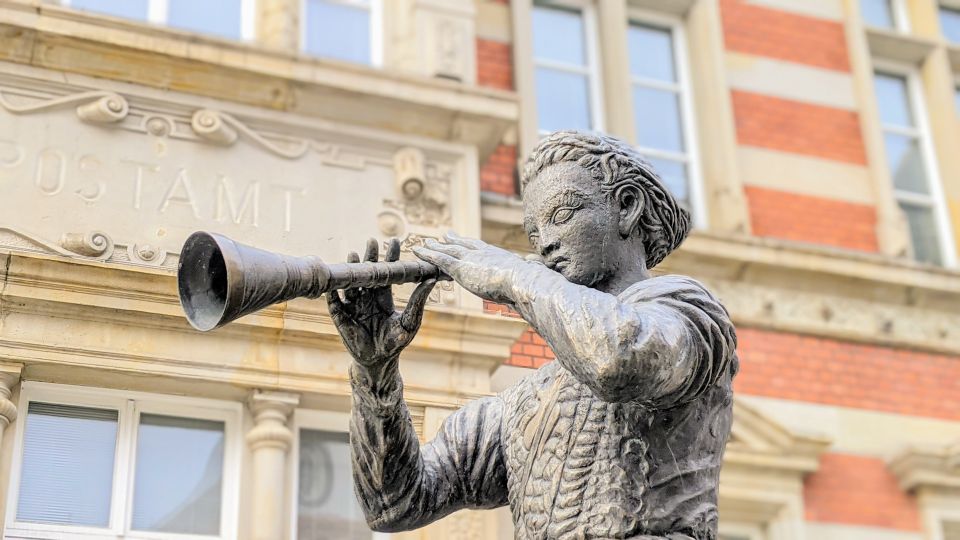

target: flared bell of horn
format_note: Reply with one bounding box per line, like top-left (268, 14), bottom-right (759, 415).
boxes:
top-left (177, 231), bottom-right (327, 331)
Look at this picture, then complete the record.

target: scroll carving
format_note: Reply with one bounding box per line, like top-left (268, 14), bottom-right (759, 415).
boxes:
top-left (0, 89), bottom-right (129, 124)
top-left (60, 231), bottom-right (113, 259)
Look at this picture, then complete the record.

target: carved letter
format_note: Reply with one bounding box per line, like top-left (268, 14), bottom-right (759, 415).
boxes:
top-left (121, 159), bottom-right (159, 210)
top-left (0, 139), bottom-right (24, 168)
top-left (216, 175), bottom-right (260, 226)
top-left (34, 148), bottom-right (66, 195)
top-left (272, 185), bottom-right (305, 233)
top-left (75, 154), bottom-right (105, 203)
top-left (159, 168), bottom-right (199, 218)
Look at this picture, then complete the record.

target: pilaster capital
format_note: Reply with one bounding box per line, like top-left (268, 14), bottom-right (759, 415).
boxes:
top-left (246, 390), bottom-right (300, 452)
top-left (0, 363), bottom-right (24, 428)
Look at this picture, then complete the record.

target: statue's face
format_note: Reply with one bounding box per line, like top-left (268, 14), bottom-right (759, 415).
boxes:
top-left (522, 162), bottom-right (622, 288)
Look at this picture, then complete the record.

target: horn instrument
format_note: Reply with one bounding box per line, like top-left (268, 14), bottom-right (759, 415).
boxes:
top-left (177, 231), bottom-right (449, 331)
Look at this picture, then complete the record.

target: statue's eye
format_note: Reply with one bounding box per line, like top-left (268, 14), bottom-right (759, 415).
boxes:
top-left (552, 207), bottom-right (576, 225)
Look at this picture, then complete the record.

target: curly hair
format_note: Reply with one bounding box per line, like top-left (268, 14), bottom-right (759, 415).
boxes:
top-left (520, 130), bottom-right (691, 269)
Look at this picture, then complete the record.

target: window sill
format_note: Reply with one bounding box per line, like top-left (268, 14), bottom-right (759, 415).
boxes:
top-left (865, 26), bottom-right (939, 65)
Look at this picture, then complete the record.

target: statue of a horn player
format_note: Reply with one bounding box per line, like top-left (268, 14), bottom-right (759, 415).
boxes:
top-left (178, 131), bottom-right (738, 540)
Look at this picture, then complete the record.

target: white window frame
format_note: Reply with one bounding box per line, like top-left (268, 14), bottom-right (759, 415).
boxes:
top-left (532, 0), bottom-right (605, 136)
top-left (929, 507), bottom-right (960, 540)
top-left (861, 0), bottom-right (911, 32)
top-left (300, 0), bottom-right (384, 67)
top-left (288, 409), bottom-right (390, 540)
top-left (873, 59), bottom-right (957, 267)
top-left (4, 381), bottom-right (242, 540)
top-left (627, 7), bottom-right (708, 228)
top-left (61, 0), bottom-right (257, 40)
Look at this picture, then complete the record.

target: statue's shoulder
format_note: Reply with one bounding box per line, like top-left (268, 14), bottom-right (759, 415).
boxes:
top-left (618, 274), bottom-right (720, 304)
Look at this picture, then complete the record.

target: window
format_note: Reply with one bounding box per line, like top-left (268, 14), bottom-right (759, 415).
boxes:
top-left (5, 382), bottom-right (240, 539)
top-left (62, 0), bottom-right (256, 40)
top-left (873, 69), bottom-right (955, 266)
top-left (627, 13), bottom-right (702, 219)
top-left (531, 0), bottom-right (603, 134)
top-left (861, 0), bottom-right (908, 30)
top-left (302, 0), bottom-right (383, 66)
top-left (291, 410), bottom-right (388, 540)
top-left (942, 5), bottom-right (960, 42)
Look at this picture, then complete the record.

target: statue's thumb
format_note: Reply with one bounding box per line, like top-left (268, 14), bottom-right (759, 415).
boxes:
top-left (401, 279), bottom-right (436, 331)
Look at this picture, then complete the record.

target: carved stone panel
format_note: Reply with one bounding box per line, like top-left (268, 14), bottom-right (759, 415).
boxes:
top-left (0, 69), bottom-right (476, 307)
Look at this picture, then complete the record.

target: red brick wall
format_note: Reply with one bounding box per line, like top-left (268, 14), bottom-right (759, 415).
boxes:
top-left (732, 91), bottom-right (867, 165)
top-left (736, 327), bottom-right (960, 420)
top-left (480, 144), bottom-right (518, 196)
top-left (804, 453), bottom-right (922, 531)
top-left (720, 0), bottom-right (851, 72)
top-left (477, 38), bottom-right (514, 91)
top-left (484, 300), bottom-right (555, 368)
top-left (745, 186), bottom-right (879, 252)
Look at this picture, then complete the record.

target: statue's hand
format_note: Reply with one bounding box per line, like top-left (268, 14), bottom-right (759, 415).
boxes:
top-left (327, 238), bottom-right (436, 368)
top-left (413, 232), bottom-right (527, 305)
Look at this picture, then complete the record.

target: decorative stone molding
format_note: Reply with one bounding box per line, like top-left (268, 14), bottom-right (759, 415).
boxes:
top-left (0, 228), bottom-right (177, 270)
top-left (385, 0), bottom-right (478, 84)
top-left (720, 399), bottom-right (830, 540)
top-left (0, 365), bottom-right (22, 430)
top-left (246, 390), bottom-right (300, 452)
top-left (890, 442), bottom-right (960, 493)
top-left (0, 88), bottom-right (129, 124)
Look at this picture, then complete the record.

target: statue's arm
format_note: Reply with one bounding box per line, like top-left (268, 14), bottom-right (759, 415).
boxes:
top-left (510, 268), bottom-right (733, 406)
top-left (349, 359), bottom-right (508, 532)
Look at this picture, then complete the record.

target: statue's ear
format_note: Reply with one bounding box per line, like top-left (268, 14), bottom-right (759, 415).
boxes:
top-left (615, 184), bottom-right (644, 239)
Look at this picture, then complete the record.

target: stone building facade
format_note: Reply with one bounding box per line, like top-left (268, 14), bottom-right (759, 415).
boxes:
top-left (0, 1), bottom-right (958, 539)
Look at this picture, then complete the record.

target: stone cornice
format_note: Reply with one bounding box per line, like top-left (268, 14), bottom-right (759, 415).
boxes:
top-left (724, 399), bottom-right (831, 475)
top-left (0, 0), bottom-right (518, 158)
top-left (0, 248), bottom-right (528, 407)
top-left (889, 442), bottom-right (960, 493)
top-left (483, 197), bottom-right (960, 355)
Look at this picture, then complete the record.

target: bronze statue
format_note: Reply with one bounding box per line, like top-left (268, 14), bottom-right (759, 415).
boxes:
top-left (178, 130), bottom-right (737, 540)
top-left (328, 131), bottom-right (738, 539)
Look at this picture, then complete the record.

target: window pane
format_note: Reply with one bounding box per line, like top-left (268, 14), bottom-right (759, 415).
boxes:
top-left (17, 402), bottom-right (118, 527)
top-left (298, 430), bottom-right (370, 540)
top-left (536, 68), bottom-right (592, 132)
top-left (901, 202), bottom-right (943, 265)
top-left (874, 73), bottom-right (914, 127)
top-left (304, 0), bottom-right (371, 64)
top-left (70, 0), bottom-right (148, 20)
top-left (168, 0), bottom-right (242, 39)
top-left (628, 23), bottom-right (676, 82)
top-left (634, 86), bottom-right (685, 152)
top-left (941, 6), bottom-right (960, 42)
top-left (131, 414), bottom-right (225, 535)
top-left (643, 156), bottom-right (689, 207)
top-left (861, 0), bottom-right (895, 28)
top-left (532, 4), bottom-right (586, 66)
top-left (884, 133), bottom-right (929, 194)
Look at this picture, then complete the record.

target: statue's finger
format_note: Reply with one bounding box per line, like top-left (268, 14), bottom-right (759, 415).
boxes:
top-left (423, 239), bottom-right (465, 258)
top-left (364, 237), bottom-right (378, 263)
top-left (412, 246), bottom-right (458, 270)
top-left (444, 231), bottom-right (483, 250)
top-left (347, 251), bottom-right (360, 264)
top-left (386, 238), bottom-right (400, 262)
top-left (401, 279), bottom-right (436, 331)
top-left (326, 291), bottom-right (346, 323)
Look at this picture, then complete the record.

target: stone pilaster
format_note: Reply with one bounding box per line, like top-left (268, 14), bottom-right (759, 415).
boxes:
top-left (383, 0), bottom-right (477, 83)
top-left (0, 364), bottom-right (22, 451)
top-left (246, 390), bottom-right (300, 540)
top-left (256, 0), bottom-right (300, 51)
